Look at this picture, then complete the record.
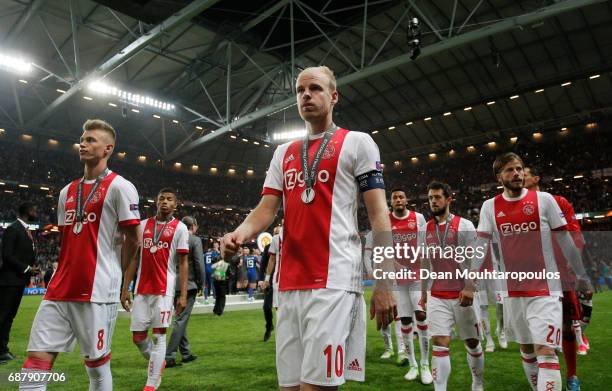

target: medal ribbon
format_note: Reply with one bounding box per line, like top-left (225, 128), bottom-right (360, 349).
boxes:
top-left (300, 123), bottom-right (338, 192)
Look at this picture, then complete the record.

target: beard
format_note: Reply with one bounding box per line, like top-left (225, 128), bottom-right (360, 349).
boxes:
top-left (430, 206), bottom-right (447, 216)
top-left (393, 205), bottom-right (406, 214)
top-left (503, 178), bottom-right (524, 192)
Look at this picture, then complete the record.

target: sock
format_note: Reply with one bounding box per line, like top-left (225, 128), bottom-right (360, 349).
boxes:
top-left (19, 357), bottom-right (52, 391)
top-left (395, 318), bottom-right (405, 353)
top-left (147, 330), bottom-right (167, 389)
top-left (401, 323), bottom-right (417, 367)
top-left (133, 331), bottom-right (152, 360)
top-left (85, 353), bottom-right (112, 391)
top-left (247, 287), bottom-right (253, 298)
top-left (521, 351), bottom-right (539, 391)
top-left (432, 346), bottom-right (450, 391)
top-left (572, 321), bottom-right (583, 347)
top-left (381, 324), bottom-right (393, 351)
top-left (537, 355), bottom-right (561, 391)
top-left (495, 303), bottom-right (504, 334)
top-left (480, 306), bottom-right (494, 345)
top-left (465, 343), bottom-right (484, 386)
top-left (416, 320), bottom-right (430, 365)
top-left (204, 287), bottom-right (209, 299)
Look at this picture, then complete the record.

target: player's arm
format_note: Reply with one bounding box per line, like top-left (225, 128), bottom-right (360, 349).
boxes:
top-left (470, 201), bottom-right (494, 274)
top-left (120, 246), bottom-right (139, 312)
top-left (363, 188), bottom-right (397, 330)
top-left (176, 253), bottom-right (189, 315)
top-left (260, 253), bottom-right (276, 290)
top-left (222, 195), bottom-right (281, 258)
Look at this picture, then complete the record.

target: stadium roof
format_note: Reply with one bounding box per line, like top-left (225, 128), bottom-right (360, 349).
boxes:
top-left (0, 0), bottom-right (611, 171)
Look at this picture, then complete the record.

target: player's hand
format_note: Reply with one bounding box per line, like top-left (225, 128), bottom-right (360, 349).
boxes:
top-left (221, 231), bottom-right (245, 259)
top-left (576, 278), bottom-right (593, 300)
top-left (370, 288), bottom-right (397, 330)
top-left (176, 295), bottom-right (187, 315)
top-left (120, 289), bottom-right (132, 312)
top-left (258, 280), bottom-right (269, 291)
top-left (458, 288), bottom-right (474, 307)
top-left (419, 292), bottom-right (427, 311)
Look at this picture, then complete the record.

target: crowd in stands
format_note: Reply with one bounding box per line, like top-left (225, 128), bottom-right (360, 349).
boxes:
top-left (1, 125), bottom-right (611, 288)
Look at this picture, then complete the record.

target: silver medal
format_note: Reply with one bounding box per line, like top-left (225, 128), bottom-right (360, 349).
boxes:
top-left (301, 188), bottom-right (315, 204)
top-left (150, 245), bottom-right (158, 254)
top-left (73, 222), bottom-right (83, 235)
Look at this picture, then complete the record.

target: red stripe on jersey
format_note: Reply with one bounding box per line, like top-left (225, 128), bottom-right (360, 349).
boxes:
top-left (137, 218), bottom-right (181, 295)
top-left (46, 173), bottom-right (118, 302)
top-left (494, 190), bottom-right (551, 297)
top-left (278, 129), bottom-right (348, 290)
top-left (551, 195), bottom-right (582, 288)
top-left (176, 249), bottom-right (189, 254)
top-left (427, 215), bottom-right (464, 299)
top-left (262, 187), bottom-right (283, 197)
top-left (119, 219), bottom-right (140, 227)
top-left (390, 211), bottom-right (421, 283)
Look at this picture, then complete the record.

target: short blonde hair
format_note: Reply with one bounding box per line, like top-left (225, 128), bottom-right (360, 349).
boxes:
top-left (83, 119), bottom-right (116, 142)
top-left (297, 66), bottom-right (336, 91)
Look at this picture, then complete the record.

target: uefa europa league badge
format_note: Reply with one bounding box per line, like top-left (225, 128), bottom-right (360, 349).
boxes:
top-left (301, 187), bottom-right (315, 204)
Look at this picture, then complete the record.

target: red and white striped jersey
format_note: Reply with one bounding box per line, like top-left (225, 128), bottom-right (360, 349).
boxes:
top-left (46, 171), bottom-right (140, 303)
top-left (425, 215), bottom-right (477, 299)
top-left (477, 188), bottom-right (567, 297)
top-left (135, 217), bottom-right (189, 296)
top-left (390, 210), bottom-right (426, 283)
top-left (262, 129), bottom-right (382, 292)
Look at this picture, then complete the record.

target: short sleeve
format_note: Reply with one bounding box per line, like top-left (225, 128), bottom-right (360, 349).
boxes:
top-left (262, 145), bottom-right (285, 197)
top-left (269, 235), bottom-right (279, 255)
top-left (57, 185), bottom-right (69, 227)
top-left (540, 192), bottom-right (567, 230)
top-left (352, 132), bottom-right (382, 177)
top-left (175, 223), bottom-right (190, 254)
top-left (112, 178), bottom-right (140, 226)
top-left (476, 199), bottom-right (495, 238)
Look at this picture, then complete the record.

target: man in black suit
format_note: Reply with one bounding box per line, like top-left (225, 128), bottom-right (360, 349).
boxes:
top-left (0, 202), bottom-right (38, 363)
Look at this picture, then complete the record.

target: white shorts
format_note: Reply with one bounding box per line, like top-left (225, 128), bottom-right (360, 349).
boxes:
top-left (428, 295), bottom-right (481, 340)
top-left (276, 289), bottom-right (366, 387)
top-left (27, 300), bottom-right (117, 360)
top-left (130, 294), bottom-right (174, 331)
top-left (503, 296), bottom-right (562, 348)
top-left (395, 282), bottom-right (424, 318)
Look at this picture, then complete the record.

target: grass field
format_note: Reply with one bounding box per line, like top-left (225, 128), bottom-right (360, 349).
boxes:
top-left (1, 290), bottom-right (611, 390)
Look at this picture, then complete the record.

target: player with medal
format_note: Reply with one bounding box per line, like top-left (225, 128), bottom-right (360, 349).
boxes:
top-left (121, 187), bottom-right (190, 391)
top-left (222, 66), bottom-right (397, 389)
top-left (20, 119), bottom-right (141, 391)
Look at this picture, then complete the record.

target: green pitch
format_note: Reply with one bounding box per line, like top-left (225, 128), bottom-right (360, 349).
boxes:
top-left (2, 291), bottom-right (611, 390)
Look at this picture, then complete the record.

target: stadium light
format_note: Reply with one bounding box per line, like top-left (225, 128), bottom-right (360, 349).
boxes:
top-left (48, 139), bottom-right (58, 146)
top-left (532, 132), bottom-right (543, 139)
top-left (487, 141), bottom-right (496, 148)
top-left (463, 106), bottom-right (472, 111)
top-left (196, 126), bottom-right (203, 130)
top-left (40, 186), bottom-right (49, 191)
top-left (371, 130), bottom-right (379, 134)
top-left (246, 169), bottom-right (254, 175)
top-left (138, 155), bottom-right (146, 162)
top-left (424, 117), bottom-right (432, 121)
top-left (486, 101), bottom-right (495, 105)
top-left (553, 178), bottom-right (562, 181)
top-left (56, 89), bottom-right (66, 94)
top-left (394, 160), bottom-right (401, 166)
top-left (87, 80), bottom-right (175, 112)
top-left (108, 102), bottom-right (117, 107)
top-left (448, 149), bottom-right (456, 156)
top-left (272, 129), bottom-right (307, 141)
top-left (153, 114), bottom-right (160, 119)
top-left (411, 157), bottom-right (418, 163)
top-left (573, 175), bottom-right (583, 179)
top-left (174, 162), bottom-right (182, 168)
top-left (510, 136), bottom-right (518, 143)
top-left (561, 81), bottom-right (572, 87)
top-left (230, 135), bottom-right (237, 139)
top-left (131, 108), bottom-right (139, 113)
top-left (406, 122), bottom-right (413, 126)
top-left (210, 167), bottom-right (218, 173)
top-left (253, 141), bottom-right (260, 145)
top-left (172, 120), bottom-right (179, 124)
top-left (429, 153), bottom-right (437, 159)
top-left (388, 126), bottom-right (395, 130)
top-left (19, 184), bottom-right (29, 188)
top-left (510, 95), bottom-right (519, 100)
top-left (467, 145), bottom-right (476, 152)
top-left (0, 54), bottom-right (32, 74)
top-left (21, 134), bottom-right (32, 141)
top-left (18, 79), bottom-right (27, 84)
top-left (83, 96), bottom-right (93, 101)
top-left (443, 112), bottom-right (452, 116)
top-left (535, 88), bottom-right (544, 93)
top-left (589, 74), bottom-right (600, 80)
top-left (228, 168), bottom-right (236, 174)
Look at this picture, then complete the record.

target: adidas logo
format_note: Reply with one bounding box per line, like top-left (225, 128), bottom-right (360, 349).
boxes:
top-left (348, 359), bottom-right (362, 372)
top-left (285, 154), bottom-right (295, 164)
top-left (144, 229), bottom-right (151, 234)
top-left (497, 211), bottom-right (506, 218)
top-left (67, 195), bottom-right (74, 203)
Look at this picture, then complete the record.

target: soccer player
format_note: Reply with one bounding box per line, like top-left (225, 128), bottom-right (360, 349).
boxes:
top-left (474, 153), bottom-right (591, 391)
top-left (420, 181), bottom-right (484, 391)
top-left (245, 248), bottom-right (259, 301)
top-left (387, 188), bottom-right (432, 383)
top-left (524, 166), bottom-right (592, 391)
top-left (222, 65), bottom-right (396, 390)
top-left (362, 230), bottom-right (406, 362)
top-left (121, 188), bottom-right (189, 391)
top-left (20, 119), bottom-right (141, 391)
top-left (260, 225), bottom-right (283, 341)
top-left (204, 242), bottom-right (220, 304)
